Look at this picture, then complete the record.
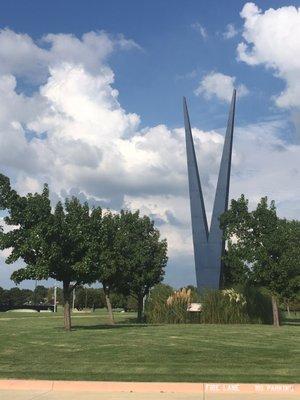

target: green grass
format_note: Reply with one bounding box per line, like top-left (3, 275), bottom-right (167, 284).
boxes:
top-left (0, 309), bottom-right (299, 383)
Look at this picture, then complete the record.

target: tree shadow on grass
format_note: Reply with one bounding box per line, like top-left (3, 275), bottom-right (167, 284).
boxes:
top-left (73, 323), bottom-right (149, 331)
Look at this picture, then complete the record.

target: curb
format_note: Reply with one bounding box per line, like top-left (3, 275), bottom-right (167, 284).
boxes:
top-left (205, 383), bottom-right (300, 395)
top-left (0, 380), bottom-right (299, 395)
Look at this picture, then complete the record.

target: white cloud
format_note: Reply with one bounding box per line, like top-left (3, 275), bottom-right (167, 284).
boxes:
top-left (0, 29), bottom-right (140, 83)
top-left (237, 2), bottom-right (300, 108)
top-left (191, 22), bottom-right (207, 39)
top-left (194, 72), bottom-right (249, 102)
top-left (232, 120), bottom-right (300, 220)
top-left (223, 23), bottom-right (238, 39)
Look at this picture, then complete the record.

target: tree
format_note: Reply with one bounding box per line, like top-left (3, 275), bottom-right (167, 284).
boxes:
top-left (221, 195), bottom-right (300, 326)
top-left (33, 285), bottom-right (48, 304)
top-left (275, 220), bottom-right (300, 315)
top-left (74, 287), bottom-right (106, 310)
top-left (0, 173), bottom-right (168, 326)
top-left (85, 209), bottom-right (126, 324)
top-left (144, 283), bottom-right (174, 323)
top-left (118, 210), bottom-right (168, 322)
top-left (47, 287), bottom-right (63, 305)
top-left (0, 287), bottom-right (5, 305)
top-left (146, 283), bottom-right (174, 302)
top-left (0, 287), bottom-right (33, 308)
top-left (10, 287), bottom-right (33, 307)
top-left (0, 173), bottom-right (97, 330)
top-left (86, 209), bottom-right (168, 323)
top-left (87, 209), bottom-right (144, 322)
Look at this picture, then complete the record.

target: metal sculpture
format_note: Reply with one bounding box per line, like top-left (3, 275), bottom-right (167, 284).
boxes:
top-left (183, 90), bottom-right (236, 291)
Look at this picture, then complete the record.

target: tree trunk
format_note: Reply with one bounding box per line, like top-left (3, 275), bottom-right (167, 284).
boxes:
top-left (137, 294), bottom-right (144, 323)
top-left (85, 288), bottom-right (88, 309)
top-left (287, 303), bottom-right (291, 317)
top-left (271, 295), bottom-right (280, 327)
top-left (104, 286), bottom-right (114, 325)
top-left (63, 282), bottom-right (72, 331)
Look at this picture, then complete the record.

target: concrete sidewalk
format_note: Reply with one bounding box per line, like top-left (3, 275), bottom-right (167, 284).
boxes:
top-left (0, 380), bottom-right (299, 400)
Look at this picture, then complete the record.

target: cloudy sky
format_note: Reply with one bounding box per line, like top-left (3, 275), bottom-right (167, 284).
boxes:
top-left (0, 0), bottom-right (300, 289)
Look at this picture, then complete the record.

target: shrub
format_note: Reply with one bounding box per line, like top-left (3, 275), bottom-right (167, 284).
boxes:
top-left (145, 284), bottom-right (174, 323)
top-left (240, 286), bottom-right (273, 324)
top-left (146, 285), bottom-right (201, 324)
top-left (165, 288), bottom-right (199, 323)
top-left (200, 289), bottom-right (249, 324)
top-left (146, 284), bottom-right (273, 324)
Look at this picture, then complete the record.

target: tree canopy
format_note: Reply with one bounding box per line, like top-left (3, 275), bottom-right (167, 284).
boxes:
top-left (119, 210), bottom-right (168, 321)
top-left (0, 173), bottom-right (168, 329)
top-left (85, 209), bottom-right (168, 322)
top-left (220, 195), bottom-right (300, 326)
top-left (0, 174), bottom-right (100, 330)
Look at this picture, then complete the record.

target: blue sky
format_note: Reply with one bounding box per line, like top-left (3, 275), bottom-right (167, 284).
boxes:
top-left (0, 1), bottom-right (300, 289)
top-left (0, 0), bottom-right (295, 129)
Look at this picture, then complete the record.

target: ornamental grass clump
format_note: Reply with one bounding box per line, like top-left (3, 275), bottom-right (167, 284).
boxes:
top-left (201, 289), bottom-right (249, 324)
top-left (145, 284), bottom-right (173, 323)
top-left (146, 284), bottom-right (273, 324)
top-left (165, 288), bottom-right (192, 323)
top-left (146, 285), bottom-right (201, 324)
top-left (222, 288), bottom-right (247, 305)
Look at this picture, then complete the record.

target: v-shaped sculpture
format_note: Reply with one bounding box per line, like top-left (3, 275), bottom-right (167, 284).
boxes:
top-left (183, 89), bottom-right (236, 292)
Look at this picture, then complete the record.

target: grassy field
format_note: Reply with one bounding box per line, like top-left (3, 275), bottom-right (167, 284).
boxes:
top-left (0, 309), bottom-right (299, 383)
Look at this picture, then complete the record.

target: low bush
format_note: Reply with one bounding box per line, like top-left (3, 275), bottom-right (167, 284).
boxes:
top-left (145, 283), bottom-right (174, 323)
top-left (146, 284), bottom-right (273, 324)
top-left (200, 289), bottom-right (249, 324)
top-left (240, 286), bottom-right (273, 324)
top-left (146, 286), bottom-right (201, 324)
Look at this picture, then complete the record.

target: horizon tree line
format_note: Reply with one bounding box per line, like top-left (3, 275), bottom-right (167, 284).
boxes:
top-left (0, 285), bottom-right (140, 312)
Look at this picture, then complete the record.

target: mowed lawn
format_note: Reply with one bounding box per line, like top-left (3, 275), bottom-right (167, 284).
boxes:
top-left (0, 309), bottom-right (299, 383)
